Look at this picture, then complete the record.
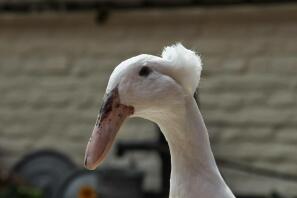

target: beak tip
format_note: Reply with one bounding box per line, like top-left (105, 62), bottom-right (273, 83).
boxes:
top-left (84, 155), bottom-right (96, 170)
top-left (85, 165), bottom-right (96, 170)
top-left (84, 156), bottom-right (88, 166)
top-left (84, 87), bottom-right (134, 171)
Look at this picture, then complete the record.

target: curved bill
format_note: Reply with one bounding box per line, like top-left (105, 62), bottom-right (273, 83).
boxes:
top-left (84, 87), bottom-right (134, 170)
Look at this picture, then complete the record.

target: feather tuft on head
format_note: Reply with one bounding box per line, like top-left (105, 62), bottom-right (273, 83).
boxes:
top-left (162, 43), bottom-right (202, 95)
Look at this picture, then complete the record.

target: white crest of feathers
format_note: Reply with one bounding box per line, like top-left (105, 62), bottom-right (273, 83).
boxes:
top-left (161, 43), bottom-right (202, 95)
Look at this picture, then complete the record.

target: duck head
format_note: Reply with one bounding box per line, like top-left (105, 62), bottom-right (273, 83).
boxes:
top-left (84, 44), bottom-right (202, 170)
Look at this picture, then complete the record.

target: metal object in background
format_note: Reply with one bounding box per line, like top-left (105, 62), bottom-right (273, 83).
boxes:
top-left (116, 125), bottom-right (297, 198)
top-left (56, 167), bottom-right (144, 198)
top-left (12, 150), bottom-right (77, 198)
top-left (54, 170), bottom-right (101, 198)
top-left (117, 126), bottom-right (170, 198)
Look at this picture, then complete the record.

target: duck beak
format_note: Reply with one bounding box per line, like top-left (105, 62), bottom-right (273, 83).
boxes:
top-left (84, 87), bottom-right (134, 170)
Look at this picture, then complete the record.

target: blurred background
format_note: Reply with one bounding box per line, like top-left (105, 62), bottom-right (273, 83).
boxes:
top-left (0, 0), bottom-right (297, 197)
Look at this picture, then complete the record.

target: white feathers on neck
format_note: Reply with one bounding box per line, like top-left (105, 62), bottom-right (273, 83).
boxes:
top-left (162, 43), bottom-right (202, 95)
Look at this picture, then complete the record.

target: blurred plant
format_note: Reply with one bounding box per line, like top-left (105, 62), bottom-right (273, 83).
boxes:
top-left (0, 171), bottom-right (43, 198)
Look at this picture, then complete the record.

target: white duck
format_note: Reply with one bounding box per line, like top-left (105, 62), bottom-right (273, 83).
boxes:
top-left (84, 43), bottom-right (236, 198)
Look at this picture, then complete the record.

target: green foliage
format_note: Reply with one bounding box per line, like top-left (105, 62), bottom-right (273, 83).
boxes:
top-left (0, 185), bottom-right (43, 198)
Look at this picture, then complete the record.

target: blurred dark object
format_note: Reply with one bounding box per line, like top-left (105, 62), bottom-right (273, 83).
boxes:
top-left (0, 171), bottom-right (43, 198)
top-left (12, 150), bottom-right (77, 198)
top-left (117, 126), bottom-right (170, 198)
top-left (237, 194), bottom-right (293, 198)
top-left (269, 192), bottom-right (293, 198)
top-left (117, 127), bottom-right (297, 198)
top-left (218, 158), bottom-right (297, 183)
top-left (56, 167), bottom-right (144, 198)
top-left (0, 0), bottom-right (296, 14)
top-left (95, 5), bottom-right (110, 24)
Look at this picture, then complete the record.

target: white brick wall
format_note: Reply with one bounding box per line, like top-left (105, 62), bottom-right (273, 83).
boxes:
top-left (0, 4), bottom-right (297, 195)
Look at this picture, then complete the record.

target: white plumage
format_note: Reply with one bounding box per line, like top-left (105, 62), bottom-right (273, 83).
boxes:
top-left (162, 43), bottom-right (202, 95)
top-left (84, 44), bottom-right (236, 198)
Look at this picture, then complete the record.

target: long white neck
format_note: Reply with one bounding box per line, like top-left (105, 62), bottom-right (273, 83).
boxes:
top-left (156, 95), bottom-right (235, 198)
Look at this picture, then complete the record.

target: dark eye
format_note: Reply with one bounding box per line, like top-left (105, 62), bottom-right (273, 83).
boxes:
top-left (138, 66), bottom-right (152, 77)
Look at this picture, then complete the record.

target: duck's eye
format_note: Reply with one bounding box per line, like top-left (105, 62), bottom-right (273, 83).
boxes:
top-left (138, 66), bottom-right (152, 77)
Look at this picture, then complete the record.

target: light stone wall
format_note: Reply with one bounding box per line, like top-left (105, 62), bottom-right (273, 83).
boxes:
top-left (0, 4), bottom-right (297, 195)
